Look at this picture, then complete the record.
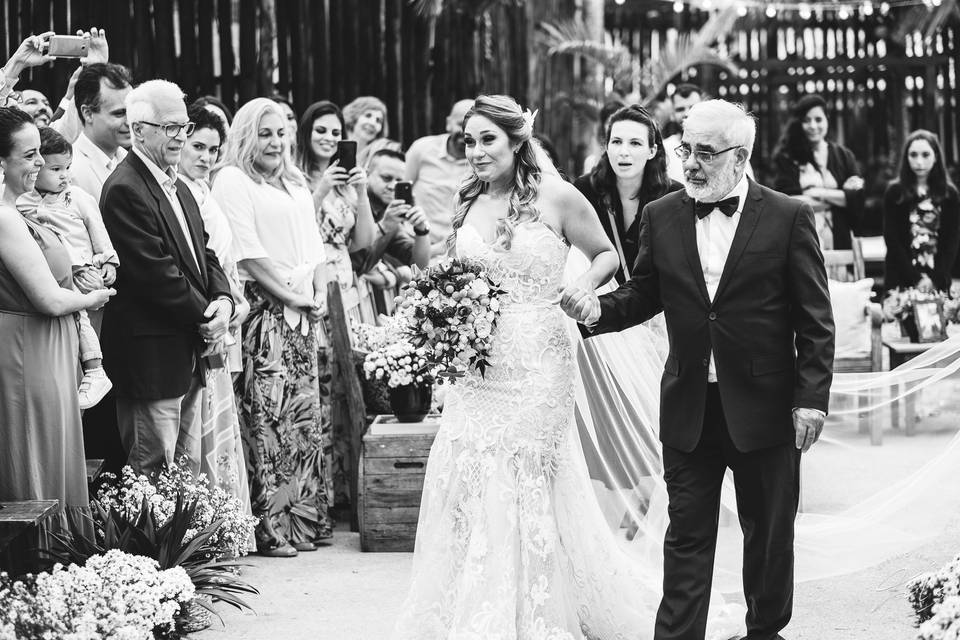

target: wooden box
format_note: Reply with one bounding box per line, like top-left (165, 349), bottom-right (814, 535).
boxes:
top-left (358, 414), bottom-right (440, 552)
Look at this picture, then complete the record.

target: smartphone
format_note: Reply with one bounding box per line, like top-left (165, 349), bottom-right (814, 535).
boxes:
top-left (336, 140), bottom-right (357, 171)
top-left (47, 35), bottom-right (88, 59)
top-left (394, 181), bottom-right (414, 206)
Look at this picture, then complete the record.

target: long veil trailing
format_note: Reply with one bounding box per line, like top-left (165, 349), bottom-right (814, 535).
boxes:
top-left (562, 245), bottom-right (960, 608)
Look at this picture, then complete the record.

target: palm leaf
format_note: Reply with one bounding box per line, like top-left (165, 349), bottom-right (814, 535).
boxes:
top-left (537, 18), bottom-right (631, 71)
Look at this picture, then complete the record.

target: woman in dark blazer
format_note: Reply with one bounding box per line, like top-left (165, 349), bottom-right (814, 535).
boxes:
top-left (883, 129), bottom-right (960, 293)
top-left (771, 94), bottom-right (865, 250)
top-left (574, 104), bottom-right (682, 284)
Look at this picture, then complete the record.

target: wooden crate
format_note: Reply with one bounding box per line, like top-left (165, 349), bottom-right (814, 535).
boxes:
top-left (359, 414), bottom-right (440, 552)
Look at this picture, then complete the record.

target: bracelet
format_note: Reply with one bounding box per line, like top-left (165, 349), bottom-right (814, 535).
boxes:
top-left (414, 226), bottom-right (430, 236)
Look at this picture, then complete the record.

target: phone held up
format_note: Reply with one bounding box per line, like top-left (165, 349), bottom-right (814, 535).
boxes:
top-left (394, 181), bottom-right (414, 207)
top-left (336, 140), bottom-right (357, 172)
top-left (46, 35), bottom-right (88, 59)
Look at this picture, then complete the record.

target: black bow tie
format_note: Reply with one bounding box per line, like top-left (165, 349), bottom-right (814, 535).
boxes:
top-left (694, 197), bottom-right (739, 219)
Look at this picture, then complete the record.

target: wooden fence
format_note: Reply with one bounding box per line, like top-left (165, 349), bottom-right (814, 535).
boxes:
top-left (3, 0), bottom-right (535, 147)
top-left (606, 4), bottom-right (960, 234)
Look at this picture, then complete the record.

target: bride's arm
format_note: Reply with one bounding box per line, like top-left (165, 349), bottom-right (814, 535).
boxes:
top-left (554, 178), bottom-right (617, 290)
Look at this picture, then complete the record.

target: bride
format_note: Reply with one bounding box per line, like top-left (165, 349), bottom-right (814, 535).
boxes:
top-left (393, 95), bottom-right (745, 639)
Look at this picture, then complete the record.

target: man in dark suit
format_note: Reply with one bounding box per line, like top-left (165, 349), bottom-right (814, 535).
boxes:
top-left (562, 100), bottom-right (835, 640)
top-left (100, 79), bottom-right (233, 476)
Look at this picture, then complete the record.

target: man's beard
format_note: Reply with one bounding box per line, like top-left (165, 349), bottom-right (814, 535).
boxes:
top-left (683, 170), bottom-right (739, 202)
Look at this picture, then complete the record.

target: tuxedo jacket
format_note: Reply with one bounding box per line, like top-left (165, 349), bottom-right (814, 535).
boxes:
top-left (590, 180), bottom-right (835, 453)
top-left (100, 152), bottom-right (232, 400)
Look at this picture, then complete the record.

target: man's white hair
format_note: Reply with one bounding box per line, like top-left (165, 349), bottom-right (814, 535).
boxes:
top-left (683, 99), bottom-right (757, 159)
top-left (125, 79), bottom-right (186, 124)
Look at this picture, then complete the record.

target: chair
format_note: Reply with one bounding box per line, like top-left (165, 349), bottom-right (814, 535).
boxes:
top-left (823, 236), bottom-right (885, 445)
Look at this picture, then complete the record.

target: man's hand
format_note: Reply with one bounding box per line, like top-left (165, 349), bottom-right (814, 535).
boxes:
top-left (78, 27), bottom-right (109, 65)
top-left (793, 408), bottom-right (825, 453)
top-left (199, 298), bottom-right (232, 342)
top-left (405, 206), bottom-right (430, 236)
top-left (5, 32), bottom-right (55, 76)
top-left (842, 175), bottom-right (865, 191)
top-left (100, 263), bottom-right (117, 286)
top-left (559, 277), bottom-right (600, 325)
top-left (380, 200), bottom-right (408, 233)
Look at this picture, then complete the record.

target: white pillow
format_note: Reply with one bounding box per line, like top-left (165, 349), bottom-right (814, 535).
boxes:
top-left (829, 278), bottom-right (874, 359)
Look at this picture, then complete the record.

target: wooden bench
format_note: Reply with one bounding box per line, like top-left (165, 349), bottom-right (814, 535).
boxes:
top-left (358, 415), bottom-right (440, 552)
top-left (0, 500), bottom-right (59, 550)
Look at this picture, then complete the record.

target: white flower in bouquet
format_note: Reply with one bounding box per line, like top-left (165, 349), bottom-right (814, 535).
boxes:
top-left (917, 596), bottom-right (960, 640)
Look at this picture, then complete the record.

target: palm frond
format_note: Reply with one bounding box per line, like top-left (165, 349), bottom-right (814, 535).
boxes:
top-left (410, 0), bottom-right (444, 18)
top-left (537, 19), bottom-right (631, 72)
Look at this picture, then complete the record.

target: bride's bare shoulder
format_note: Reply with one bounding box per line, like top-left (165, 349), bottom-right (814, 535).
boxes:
top-left (537, 174), bottom-right (592, 214)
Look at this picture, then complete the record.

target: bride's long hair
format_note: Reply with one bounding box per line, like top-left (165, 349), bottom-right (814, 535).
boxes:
top-left (447, 95), bottom-right (542, 252)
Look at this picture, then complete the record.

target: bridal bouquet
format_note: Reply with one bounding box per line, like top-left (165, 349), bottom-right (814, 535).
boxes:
top-left (909, 553), bottom-right (960, 638)
top-left (394, 257), bottom-right (506, 380)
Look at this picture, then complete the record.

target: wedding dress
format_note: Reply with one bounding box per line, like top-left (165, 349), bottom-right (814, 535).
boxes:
top-left (394, 219), bottom-right (745, 640)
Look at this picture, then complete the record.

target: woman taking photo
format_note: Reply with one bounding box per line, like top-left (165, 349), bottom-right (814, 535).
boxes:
top-left (574, 104), bottom-right (682, 284)
top-left (772, 94), bottom-right (865, 250)
top-left (212, 98), bottom-right (330, 558)
top-left (0, 107), bottom-right (114, 556)
top-left (883, 129), bottom-right (960, 293)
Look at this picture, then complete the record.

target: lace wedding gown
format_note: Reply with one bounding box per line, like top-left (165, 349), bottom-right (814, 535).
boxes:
top-left (394, 219), bottom-right (745, 640)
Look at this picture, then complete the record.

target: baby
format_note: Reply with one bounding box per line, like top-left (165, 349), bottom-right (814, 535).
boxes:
top-left (24, 127), bottom-right (118, 409)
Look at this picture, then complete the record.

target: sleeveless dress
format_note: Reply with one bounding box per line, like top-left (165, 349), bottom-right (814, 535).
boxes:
top-left (395, 219), bottom-right (744, 639)
top-left (0, 212), bottom-right (89, 534)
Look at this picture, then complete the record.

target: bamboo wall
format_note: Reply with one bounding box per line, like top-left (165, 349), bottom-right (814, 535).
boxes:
top-left (3, 0), bottom-right (531, 146)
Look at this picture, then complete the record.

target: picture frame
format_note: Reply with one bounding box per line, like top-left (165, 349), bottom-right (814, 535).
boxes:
top-left (913, 299), bottom-right (947, 343)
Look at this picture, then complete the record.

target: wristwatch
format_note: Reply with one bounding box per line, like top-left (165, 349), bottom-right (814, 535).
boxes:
top-left (414, 226), bottom-right (430, 236)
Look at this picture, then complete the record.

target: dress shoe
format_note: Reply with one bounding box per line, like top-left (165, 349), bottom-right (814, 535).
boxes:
top-left (293, 540), bottom-right (318, 552)
top-left (257, 542), bottom-right (298, 557)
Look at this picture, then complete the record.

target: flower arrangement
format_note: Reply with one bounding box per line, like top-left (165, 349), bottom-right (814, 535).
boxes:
top-left (0, 550), bottom-right (194, 640)
top-left (96, 460), bottom-right (257, 559)
top-left (362, 337), bottom-right (435, 389)
top-left (882, 288), bottom-right (959, 343)
top-left (393, 257), bottom-right (506, 381)
top-left (908, 553), bottom-right (960, 639)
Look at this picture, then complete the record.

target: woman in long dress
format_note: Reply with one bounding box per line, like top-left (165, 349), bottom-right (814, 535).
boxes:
top-left (212, 99), bottom-right (330, 556)
top-left (0, 108), bottom-right (114, 565)
top-left (394, 95), bottom-right (744, 639)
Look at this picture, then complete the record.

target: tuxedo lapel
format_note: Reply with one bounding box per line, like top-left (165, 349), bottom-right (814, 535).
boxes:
top-left (677, 191), bottom-right (711, 304)
top-left (713, 179), bottom-right (764, 302)
top-left (128, 153), bottom-right (205, 288)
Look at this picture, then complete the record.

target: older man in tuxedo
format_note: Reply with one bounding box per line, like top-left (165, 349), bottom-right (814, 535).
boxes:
top-left (564, 100), bottom-right (835, 640)
top-left (100, 80), bottom-right (233, 475)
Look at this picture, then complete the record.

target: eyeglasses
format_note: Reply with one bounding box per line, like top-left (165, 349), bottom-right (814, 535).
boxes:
top-left (675, 144), bottom-right (742, 165)
top-left (139, 121), bottom-right (196, 138)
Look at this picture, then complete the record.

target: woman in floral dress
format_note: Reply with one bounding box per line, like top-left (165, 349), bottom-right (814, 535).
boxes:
top-left (295, 101), bottom-right (377, 510)
top-left (212, 99), bottom-right (330, 557)
top-left (883, 129), bottom-right (960, 294)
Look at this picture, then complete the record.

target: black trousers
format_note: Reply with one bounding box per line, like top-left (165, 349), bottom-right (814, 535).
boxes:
top-left (654, 384), bottom-right (800, 640)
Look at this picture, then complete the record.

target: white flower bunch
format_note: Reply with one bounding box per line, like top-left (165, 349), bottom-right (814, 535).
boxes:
top-left (97, 461), bottom-right (257, 559)
top-left (394, 257), bottom-right (505, 380)
top-left (363, 339), bottom-right (435, 389)
top-left (917, 596), bottom-right (960, 640)
top-left (0, 551), bottom-right (194, 639)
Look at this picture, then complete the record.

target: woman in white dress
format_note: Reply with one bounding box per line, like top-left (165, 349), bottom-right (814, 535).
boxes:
top-left (394, 95), bottom-right (745, 640)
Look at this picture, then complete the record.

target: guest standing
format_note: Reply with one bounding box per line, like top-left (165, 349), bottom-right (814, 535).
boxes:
top-left (178, 105), bottom-right (253, 532)
top-left (883, 130), bottom-right (960, 293)
top-left (295, 100), bottom-right (376, 510)
top-left (575, 105), bottom-right (682, 284)
top-left (342, 96), bottom-right (387, 157)
top-left (212, 98), bottom-right (331, 557)
top-left (772, 94), bottom-right (865, 250)
top-left (0, 107), bottom-right (114, 546)
top-left (405, 99), bottom-right (473, 260)
top-left (100, 80), bottom-right (234, 476)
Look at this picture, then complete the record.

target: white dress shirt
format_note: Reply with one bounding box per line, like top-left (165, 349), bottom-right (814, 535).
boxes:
top-left (69, 132), bottom-right (127, 203)
top-left (131, 146), bottom-right (199, 270)
top-left (696, 174), bottom-right (750, 383)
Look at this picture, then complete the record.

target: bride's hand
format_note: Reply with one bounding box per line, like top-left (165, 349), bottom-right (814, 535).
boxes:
top-left (559, 278), bottom-right (600, 324)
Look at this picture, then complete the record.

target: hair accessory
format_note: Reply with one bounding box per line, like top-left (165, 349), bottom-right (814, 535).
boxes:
top-left (521, 108), bottom-right (539, 137)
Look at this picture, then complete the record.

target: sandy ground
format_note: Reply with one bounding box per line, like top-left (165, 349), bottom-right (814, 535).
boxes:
top-left (196, 399), bottom-right (960, 640)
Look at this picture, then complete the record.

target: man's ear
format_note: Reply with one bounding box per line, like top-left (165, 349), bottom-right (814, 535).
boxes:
top-left (79, 104), bottom-right (93, 126)
top-left (734, 147), bottom-right (749, 166)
